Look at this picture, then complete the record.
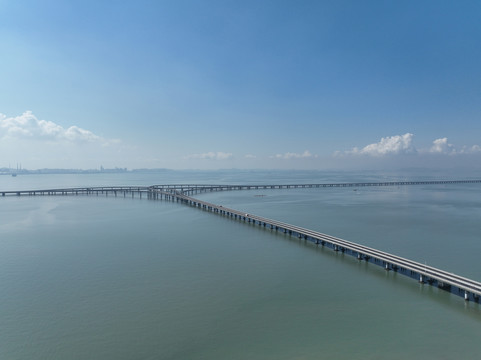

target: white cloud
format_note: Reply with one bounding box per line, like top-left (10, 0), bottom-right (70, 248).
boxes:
top-left (272, 150), bottom-right (318, 160)
top-left (429, 137), bottom-right (456, 154)
top-left (244, 154), bottom-right (257, 159)
top-left (0, 111), bottom-right (110, 144)
top-left (186, 151), bottom-right (233, 160)
top-left (337, 133), bottom-right (481, 159)
top-left (453, 144), bottom-right (481, 154)
top-left (347, 133), bottom-right (415, 156)
top-left (469, 145), bottom-right (481, 153)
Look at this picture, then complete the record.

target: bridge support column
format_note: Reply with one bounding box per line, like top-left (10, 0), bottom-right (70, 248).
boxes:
top-left (357, 253), bottom-right (362, 260)
top-left (419, 274), bottom-right (424, 283)
top-left (465, 291), bottom-right (469, 301)
top-left (385, 263), bottom-right (390, 271)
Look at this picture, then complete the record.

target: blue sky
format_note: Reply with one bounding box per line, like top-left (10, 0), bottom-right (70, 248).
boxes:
top-left (1, 0), bottom-right (480, 170)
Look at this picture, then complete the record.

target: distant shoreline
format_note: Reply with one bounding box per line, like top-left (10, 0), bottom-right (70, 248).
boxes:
top-left (0, 168), bottom-right (170, 175)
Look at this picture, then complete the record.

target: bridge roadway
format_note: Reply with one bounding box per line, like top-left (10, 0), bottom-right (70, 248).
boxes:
top-left (2, 179), bottom-right (481, 197)
top-left (3, 180), bottom-right (481, 302)
top-left (150, 183), bottom-right (481, 303)
top-left (152, 179), bottom-right (481, 196)
top-left (0, 186), bottom-right (150, 197)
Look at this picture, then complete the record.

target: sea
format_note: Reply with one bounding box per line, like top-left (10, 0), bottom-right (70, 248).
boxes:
top-left (1, 169), bottom-right (480, 360)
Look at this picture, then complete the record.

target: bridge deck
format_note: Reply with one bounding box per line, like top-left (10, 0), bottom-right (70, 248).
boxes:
top-left (2, 180), bottom-right (481, 302)
top-left (165, 191), bottom-right (481, 300)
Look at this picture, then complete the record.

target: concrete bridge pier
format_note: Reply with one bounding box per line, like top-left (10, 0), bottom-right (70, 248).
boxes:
top-left (419, 274), bottom-right (424, 283)
top-left (464, 291), bottom-right (469, 301)
top-left (357, 253), bottom-right (363, 260)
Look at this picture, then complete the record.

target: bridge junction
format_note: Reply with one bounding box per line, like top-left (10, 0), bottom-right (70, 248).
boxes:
top-left (2, 179), bottom-right (481, 303)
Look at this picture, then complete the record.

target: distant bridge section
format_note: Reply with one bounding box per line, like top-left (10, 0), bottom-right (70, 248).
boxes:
top-left (0, 186), bottom-right (150, 197)
top-left (151, 179), bottom-right (481, 196)
top-left (3, 179), bottom-right (481, 197)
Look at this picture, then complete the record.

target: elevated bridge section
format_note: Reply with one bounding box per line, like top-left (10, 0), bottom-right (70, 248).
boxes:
top-left (158, 189), bottom-right (481, 302)
top-left (3, 180), bottom-right (481, 303)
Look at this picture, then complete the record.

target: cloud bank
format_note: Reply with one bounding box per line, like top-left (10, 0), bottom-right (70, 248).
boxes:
top-left (272, 150), bottom-right (318, 160)
top-left (186, 151), bottom-right (233, 160)
top-left (0, 111), bottom-right (112, 144)
top-left (338, 133), bottom-right (481, 157)
top-left (427, 138), bottom-right (481, 155)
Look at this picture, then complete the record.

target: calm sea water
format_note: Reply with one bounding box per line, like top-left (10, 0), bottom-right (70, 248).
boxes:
top-left (1, 170), bottom-right (480, 359)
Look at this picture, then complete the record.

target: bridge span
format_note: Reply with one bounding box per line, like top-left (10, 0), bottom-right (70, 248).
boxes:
top-left (3, 178), bottom-right (481, 197)
top-left (3, 180), bottom-right (481, 303)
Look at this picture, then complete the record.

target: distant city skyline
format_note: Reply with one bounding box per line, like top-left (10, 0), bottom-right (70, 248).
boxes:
top-left (1, 1), bottom-right (480, 170)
